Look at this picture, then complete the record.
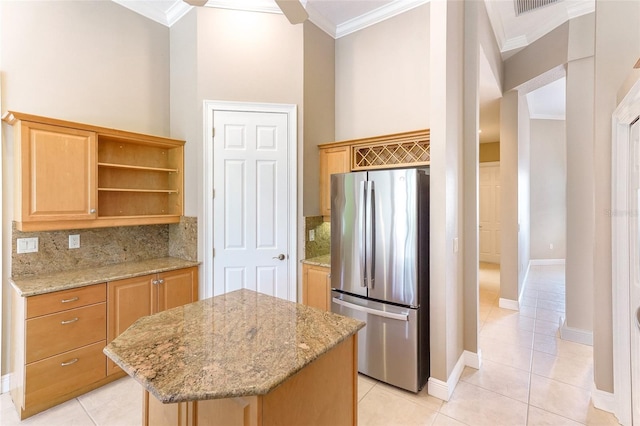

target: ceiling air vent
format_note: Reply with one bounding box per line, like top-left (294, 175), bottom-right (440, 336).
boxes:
top-left (515, 0), bottom-right (561, 16)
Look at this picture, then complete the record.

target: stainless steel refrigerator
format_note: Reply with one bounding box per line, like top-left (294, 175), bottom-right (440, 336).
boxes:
top-left (330, 168), bottom-right (429, 393)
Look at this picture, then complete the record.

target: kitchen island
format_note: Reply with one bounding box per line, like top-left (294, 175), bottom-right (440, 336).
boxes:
top-left (104, 289), bottom-right (365, 426)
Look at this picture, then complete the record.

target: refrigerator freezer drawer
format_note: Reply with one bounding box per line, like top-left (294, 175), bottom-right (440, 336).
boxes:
top-left (331, 292), bottom-right (419, 392)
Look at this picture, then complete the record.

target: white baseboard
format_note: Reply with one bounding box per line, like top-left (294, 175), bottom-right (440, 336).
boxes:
top-left (464, 349), bottom-right (482, 370)
top-left (428, 350), bottom-right (479, 401)
top-left (530, 259), bottom-right (566, 266)
top-left (499, 298), bottom-right (519, 311)
top-left (559, 317), bottom-right (593, 346)
top-left (591, 385), bottom-right (616, 415)
top-left (1, 374), bottom-right (10, 394)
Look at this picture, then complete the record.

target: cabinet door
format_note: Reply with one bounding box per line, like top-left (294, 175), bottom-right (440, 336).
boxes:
top-left (18, 121), bottom-right (97, 222)
top-left (155, 267), bottom-right (199, 313)
top-left (320, 147), bottom-right (350, 217)
top-left (107, 275), bottom-right (153, 375)
top-left (303, 265), bottom-right (331, 312)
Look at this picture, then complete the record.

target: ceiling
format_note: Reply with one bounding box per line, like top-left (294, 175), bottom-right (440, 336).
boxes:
top-left (113, 0), bottom-right (594, 143)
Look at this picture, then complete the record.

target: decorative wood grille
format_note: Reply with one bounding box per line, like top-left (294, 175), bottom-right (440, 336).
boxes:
top-left (352, 137), bottom-right (430, 170)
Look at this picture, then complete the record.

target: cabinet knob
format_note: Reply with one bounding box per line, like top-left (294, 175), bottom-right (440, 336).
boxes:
top-left (90, 208), bottom-right (96, 214)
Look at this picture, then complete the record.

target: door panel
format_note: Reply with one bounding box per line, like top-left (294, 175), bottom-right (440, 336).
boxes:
top-left (331, 172), bottom-right (368, 298)
top-left (368, 169), bottom-right (420, 307)
top-left (479, 164), bottom-right (501, 263)
top-left (213, 111), bottom-right (289, 300)
top-left (331, 291), bottom-right (418, 392)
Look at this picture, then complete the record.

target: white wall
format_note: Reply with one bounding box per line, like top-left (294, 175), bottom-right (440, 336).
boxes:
top-left (529, 120), bottom-right (566, 260)
top-left (335, 4), bottom-right (430, 140)
top-left (0, 0), bottom-right (171, 378)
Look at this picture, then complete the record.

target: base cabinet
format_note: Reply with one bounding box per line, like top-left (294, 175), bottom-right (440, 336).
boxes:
top-left (10, 283), bottom-right (109, 420)
top-left (143, 336), bottom-right (357, 426)
top-left (11, 266), bottom-right (199, 420)
top-left (302, 264), bottom-right (331, 312)
top-left (107, 266), bottom-right (198, 376)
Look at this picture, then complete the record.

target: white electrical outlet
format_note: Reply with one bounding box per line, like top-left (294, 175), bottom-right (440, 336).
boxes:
top-left (69, 234), bottom-right (80, 249)
top-left (309, 229), bottom-right (315, 241)
top-left (17, 237), bottom-right (38, 254)
top-left (550, 243), bottom-right (554, 250)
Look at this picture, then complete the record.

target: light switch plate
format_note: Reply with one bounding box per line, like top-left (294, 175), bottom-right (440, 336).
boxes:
top-left (69, 234), bottom-right (80, 249)
top-left (17, 237), bottom-right (38, 254)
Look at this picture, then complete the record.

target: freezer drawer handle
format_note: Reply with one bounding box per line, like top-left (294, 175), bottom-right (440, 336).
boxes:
top-left (332, 297), bottom-right (409, 321)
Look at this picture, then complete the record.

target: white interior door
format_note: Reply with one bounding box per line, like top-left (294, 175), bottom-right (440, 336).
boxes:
top-left (479, 163), bottom-right (501, 263)
top-left (212, 109), bottom-right (290, 300)
top-left (631, 117), bottom-right (640, 425)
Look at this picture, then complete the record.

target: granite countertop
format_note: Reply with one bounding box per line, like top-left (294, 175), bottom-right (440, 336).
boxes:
top-left (10, 257), bottom-right (200, 297)
top-left (301, 254), bottom-right (331, 268)
top-left (104, 288), bottom-right (365, 403)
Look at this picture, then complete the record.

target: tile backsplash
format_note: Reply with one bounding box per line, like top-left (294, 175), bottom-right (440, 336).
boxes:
top-left (304, 216), bottom-right (330, 259)
top-left (12, 216), bottom-right (197, 276)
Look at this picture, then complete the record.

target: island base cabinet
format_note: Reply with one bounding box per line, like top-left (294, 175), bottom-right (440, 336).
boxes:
top-left (143, 335), bottom-right (358, 426)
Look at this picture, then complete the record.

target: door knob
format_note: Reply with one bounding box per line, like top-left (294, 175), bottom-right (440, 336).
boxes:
top-left (273, 254), bottom-right (286, 261)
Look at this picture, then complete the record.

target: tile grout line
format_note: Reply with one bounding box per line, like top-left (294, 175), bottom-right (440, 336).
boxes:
top-left (75, 396), bottom-right (99, 426)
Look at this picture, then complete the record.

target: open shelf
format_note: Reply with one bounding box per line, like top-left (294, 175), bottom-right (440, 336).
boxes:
top-left (98, 162), bottom-right (179, 173)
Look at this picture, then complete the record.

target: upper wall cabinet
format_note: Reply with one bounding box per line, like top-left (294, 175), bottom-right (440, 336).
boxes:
top-left (3, 112), bottom-right (185, 231)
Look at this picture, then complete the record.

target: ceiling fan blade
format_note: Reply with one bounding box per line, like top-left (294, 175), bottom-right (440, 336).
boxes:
top-left (274, 0), bottom-right (308, 24)
top-left (183, 0), bottom-right (208, 6)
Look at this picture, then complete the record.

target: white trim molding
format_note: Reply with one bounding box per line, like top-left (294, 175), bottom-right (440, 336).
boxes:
top-left (529, 258), bottom-right (566, 265)
top-left (499, 298), bottom-right (519, 311)
top-left (202, 100), bottom-right (298, 302)
top-left (1, 374), bottom-right (9, 394)
top-left (611, 71), bottom-right (640, 426)
top-left (559, 317), bottom-right (593, 346)
top-left (427, 350), bottom-right (479, 401)
top-left (591, 385), bottom-right (617, 417)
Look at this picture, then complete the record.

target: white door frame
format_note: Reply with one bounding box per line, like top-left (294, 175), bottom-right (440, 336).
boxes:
top-left (202, 100), bottom-right (298, 301)
top-left (611, 76), bottom-right (640, 425)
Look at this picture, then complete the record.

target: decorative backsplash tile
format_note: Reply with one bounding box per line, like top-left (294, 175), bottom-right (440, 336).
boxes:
top-left (12, 217), bottom-right (198, 277)
top-left (169, 216), bottom-right (197, 261)
top-left (304, 216), bottom-right (331, 259)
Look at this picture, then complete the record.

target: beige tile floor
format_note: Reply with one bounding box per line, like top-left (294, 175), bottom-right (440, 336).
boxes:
top-left (0, 263), bottom-right (621, 425)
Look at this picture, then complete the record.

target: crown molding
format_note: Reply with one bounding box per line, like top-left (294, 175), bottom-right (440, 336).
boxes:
top-left (334, 0), bottom-right (429, 39)
top-left (113, 0), bottom-right (192, 26)
top-left (306, 2), bottom-right (337, 38)
top-left (203, 0), bottom-right (281, 15)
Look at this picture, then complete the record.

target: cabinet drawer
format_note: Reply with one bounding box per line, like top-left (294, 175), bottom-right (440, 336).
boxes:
top-left (25, 341), bottom-right (106, 409)
top-left (27, 284), bottom-right (106, 319)
top-left (26, 303), bottom-right (106, 363)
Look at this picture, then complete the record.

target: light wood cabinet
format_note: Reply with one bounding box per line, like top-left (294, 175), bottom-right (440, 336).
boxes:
top-left (319, 146), bottom-right (350, 218)
top-left (10, 266), bottom-right (198, 419)
top-left (107, 267), bottom-right (198, 376)
top-left (11, 283), bottom-right (109, 420)
top-left (302, 264), bottom-right (331, 312)
top-left (14, 121), bottom-right (97, 223)
top-left (3, 111), bottom-right (184, 231)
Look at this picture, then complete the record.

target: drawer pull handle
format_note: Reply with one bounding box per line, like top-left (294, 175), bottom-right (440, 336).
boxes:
top-left (61, 297), bottom-right (79, 304)
top-left (61, 317), bottom-right (79, 325)
top-left (61, 358), bottom-right (79, 367)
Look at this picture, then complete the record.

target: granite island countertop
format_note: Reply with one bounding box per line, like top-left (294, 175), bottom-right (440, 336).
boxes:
top-left (300, 254), bottom-right (330, 268)
top-left (104, 288), bottom-right (365, 403)
top-left (10, 257), bottom-right (200, 297)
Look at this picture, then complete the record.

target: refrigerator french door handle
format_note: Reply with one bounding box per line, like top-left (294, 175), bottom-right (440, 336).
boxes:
top-left (365, 180), bottom-right (374, 289)
top-left (359, 181), bottom-right (367, 287)
top-left (332, 297), bottom-right (409, 321)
